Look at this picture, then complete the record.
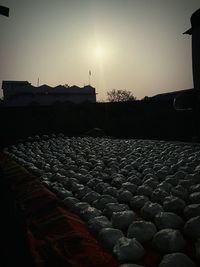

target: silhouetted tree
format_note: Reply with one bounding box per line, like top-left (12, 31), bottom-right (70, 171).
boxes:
top-left (142, 96), bottom-right (149, 101)
top-left (107, 89), bottom-right (136, 102)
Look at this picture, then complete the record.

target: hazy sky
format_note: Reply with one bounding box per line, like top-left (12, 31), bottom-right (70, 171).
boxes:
top-left (0, 0), bottom-right (199, 100)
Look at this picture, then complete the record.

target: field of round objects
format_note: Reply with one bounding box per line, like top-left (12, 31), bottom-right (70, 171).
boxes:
top-left (4, 134), bottom-right (200, 267)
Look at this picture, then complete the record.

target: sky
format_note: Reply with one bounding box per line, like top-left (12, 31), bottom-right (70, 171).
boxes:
top-left (0, 0), bottom-right (199, 101)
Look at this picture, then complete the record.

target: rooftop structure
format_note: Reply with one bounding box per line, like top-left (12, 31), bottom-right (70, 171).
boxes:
top-left (184, 8), bottom-right (200, 90)
top-left (1, 81), bottom-right (96, 106)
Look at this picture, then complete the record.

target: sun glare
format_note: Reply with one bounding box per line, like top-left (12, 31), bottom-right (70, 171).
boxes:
top-left (95, 46), bottom-right (105, 59)
top-left (85, 41), bottom-right (111, 63)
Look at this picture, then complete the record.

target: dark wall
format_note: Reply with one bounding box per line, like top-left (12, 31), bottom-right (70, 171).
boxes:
top-left (0, 99), bottom-right (195, 148)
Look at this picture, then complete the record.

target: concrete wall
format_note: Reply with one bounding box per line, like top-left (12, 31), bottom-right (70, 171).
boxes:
top-left (4, 93), bottom-right (96, 106)
top-left (0, 100), bottom-right (195, 148)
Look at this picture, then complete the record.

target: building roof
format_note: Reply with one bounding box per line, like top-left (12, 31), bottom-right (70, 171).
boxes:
top-left (184, 8), bottom-right (200, 35)
top-left (150, 88), bottom-right (194, 101)
top-left (2, 81), bottom-right (95, 93)
top-left (2, 81), bottom-right (30, 89)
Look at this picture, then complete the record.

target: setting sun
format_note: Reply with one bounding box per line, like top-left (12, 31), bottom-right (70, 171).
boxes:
top-left (94, 46), bottom-right (106, 59)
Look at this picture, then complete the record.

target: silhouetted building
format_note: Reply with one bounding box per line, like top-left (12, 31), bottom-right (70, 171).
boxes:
top-left (150, 88), bottom-right (193, 101)
top-left (184, 8), bottom-right (200, 90)
top-left (0, 5), bottom-right (9, 17)
top-left (183, 9), bottom-right (200, 141)
top-left (150, 88), bottom-right (197, 111)
top-left (1, 81), bottom-right (96, 106)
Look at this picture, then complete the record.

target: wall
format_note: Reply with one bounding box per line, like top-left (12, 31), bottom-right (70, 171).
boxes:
top-left (4, 93), bottom-right (96, 106)
top-left (0, 99), bottom-right (196, 148)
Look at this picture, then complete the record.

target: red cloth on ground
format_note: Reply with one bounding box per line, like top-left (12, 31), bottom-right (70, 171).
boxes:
top-left (1, 154), bottom-right (118, 267)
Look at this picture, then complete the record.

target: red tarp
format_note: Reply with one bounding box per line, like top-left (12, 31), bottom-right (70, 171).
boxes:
top-left (0, 154), bottom-right (118, 267)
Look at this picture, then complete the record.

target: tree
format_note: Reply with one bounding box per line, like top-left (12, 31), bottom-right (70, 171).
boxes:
top-left (142, 96), bottom-right (149, 101)
top-left (107, 89), bottom-right (136, 102)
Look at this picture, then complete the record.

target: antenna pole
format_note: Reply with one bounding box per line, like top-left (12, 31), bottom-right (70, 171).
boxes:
top-left (89, 70), bottom-right (91, 85)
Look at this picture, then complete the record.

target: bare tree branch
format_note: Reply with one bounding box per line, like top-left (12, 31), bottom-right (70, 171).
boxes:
top-left (107, 89), bottom-right (136, 102)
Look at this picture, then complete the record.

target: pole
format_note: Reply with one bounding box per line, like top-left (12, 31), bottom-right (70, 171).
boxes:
top-left (89, 70), bottom-right (91, 85)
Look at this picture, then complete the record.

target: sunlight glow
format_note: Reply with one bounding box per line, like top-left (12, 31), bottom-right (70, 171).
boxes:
top-left (94, 46), bottom-right (106, 59)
